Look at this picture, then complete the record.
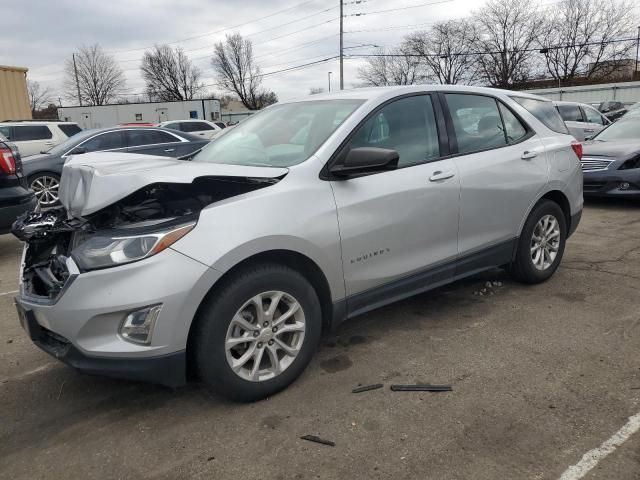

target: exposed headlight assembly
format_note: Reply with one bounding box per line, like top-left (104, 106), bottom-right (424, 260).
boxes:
top-left (72, 222), bottom-right (195, 271)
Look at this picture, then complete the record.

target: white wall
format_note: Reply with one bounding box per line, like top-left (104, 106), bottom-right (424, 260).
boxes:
top-left (520, 81), bottom-right (640, 105)
top-left (58, 99), bottom-right (221, 129)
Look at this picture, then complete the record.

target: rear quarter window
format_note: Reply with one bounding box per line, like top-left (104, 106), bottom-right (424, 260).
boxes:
top-left (58, 124), bottom-right (82, 138)
top-left (511, 97), bottom-right (569, 134)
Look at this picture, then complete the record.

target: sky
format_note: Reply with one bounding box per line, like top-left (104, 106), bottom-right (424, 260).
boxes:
top-left (2, 0), bottom-right (503, 105)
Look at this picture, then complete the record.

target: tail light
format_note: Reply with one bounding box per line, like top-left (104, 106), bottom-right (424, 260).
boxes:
top-left (570, 141), bottom-right (583, 161)
top-left (0, 146), bottom-right (16, 175)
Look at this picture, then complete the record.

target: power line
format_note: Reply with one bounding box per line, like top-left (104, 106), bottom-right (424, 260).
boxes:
top-left (346, 0), bottom-right (454, 17)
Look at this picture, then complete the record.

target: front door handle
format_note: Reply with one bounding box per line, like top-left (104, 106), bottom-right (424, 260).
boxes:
top-left (583, 128), bottom-right (595, 133)
top-left (521, 151), bottom-right (537, 160)
top-left (164, 148), bottom-right (175, 153)
top-left (429, 171), bottom-right (455, 182)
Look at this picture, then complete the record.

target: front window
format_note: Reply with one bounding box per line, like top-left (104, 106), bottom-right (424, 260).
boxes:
top-left (592, 119), bottom-right (640, 142)
top-left (192, 100), bottom-right (364, 167)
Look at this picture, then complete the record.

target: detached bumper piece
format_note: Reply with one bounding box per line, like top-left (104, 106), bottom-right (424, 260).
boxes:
top-left (16, 303), bottom-right (186, 388)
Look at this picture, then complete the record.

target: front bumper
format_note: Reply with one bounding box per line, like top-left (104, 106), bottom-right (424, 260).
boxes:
top-left (15, 247), bottom-right (222, 387)
top-left (583, 170), bottom-right (640, 198)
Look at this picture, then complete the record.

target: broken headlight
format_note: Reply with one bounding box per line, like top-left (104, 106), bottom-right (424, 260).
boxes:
top-left (72, 222), bottom-right (195, 271)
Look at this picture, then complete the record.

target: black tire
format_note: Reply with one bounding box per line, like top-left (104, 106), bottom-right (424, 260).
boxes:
top-left (29, 172), bottom-right (61, 207)
top-left (193, 263), bottom-right (322, 402)
top-left (509, 200), bottom-right (567, 284)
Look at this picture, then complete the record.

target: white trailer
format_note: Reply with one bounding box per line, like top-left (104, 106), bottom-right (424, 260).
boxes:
top-left (57, 98), bottom-right (221, 129)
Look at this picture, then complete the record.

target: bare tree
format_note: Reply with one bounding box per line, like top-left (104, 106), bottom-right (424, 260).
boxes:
top-left (212, 33), bottom-right (278, 110)
top-left (27, 80), bottom-right (53, 114)
top-left (64, 44), bottom-right (126, 105)
top-left (538, 0), bottom-right (637, 82)
top-left (309, 87), bottom-right (325, 95)
top-left (405, 20), bottom-right (479, 85)
top-left (141, 45), bottom-right (204, 101)
top-left (357, 45), bottom-right (421, 86)
top-left (473, 0), bottom-right (540, 87)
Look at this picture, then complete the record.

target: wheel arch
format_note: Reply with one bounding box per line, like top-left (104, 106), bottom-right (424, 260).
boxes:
top-left (518, 189), bottom-right (572, 238)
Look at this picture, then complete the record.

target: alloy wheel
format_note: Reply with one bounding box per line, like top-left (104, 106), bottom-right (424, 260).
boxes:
top-left (30, 175), bottom-right (60, 206)
top-left (225, 291), bottom-right (306, 382)
top-left (530, 214), bottom-right (561, 271)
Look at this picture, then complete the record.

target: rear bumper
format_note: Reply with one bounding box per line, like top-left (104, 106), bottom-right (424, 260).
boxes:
top-left (16, 303), bottom-right (186, 387)
top-left (568, 209), bottom-right (582, 238)
top-left (0, 191), bottom-right (36, 234)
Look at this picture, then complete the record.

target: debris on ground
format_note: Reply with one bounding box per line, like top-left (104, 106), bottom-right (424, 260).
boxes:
top-left (473, 280), bottom-right (503, 296)
top-left (352, 383), bottom-right (384, 393)
top-left (300, 435), bottom-right (336, 447)
top-left (390, 384), bottom-right (452, 392)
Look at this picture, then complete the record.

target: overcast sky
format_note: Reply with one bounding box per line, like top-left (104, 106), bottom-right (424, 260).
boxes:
top-left (3, 0), bottom-right (501, 105)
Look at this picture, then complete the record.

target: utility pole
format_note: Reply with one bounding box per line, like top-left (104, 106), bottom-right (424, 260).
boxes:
top-left (72, 53), bottom-right (82, 106)
top-left (635, 25), bottom-right (640, 80)
top-left (328, 71), bottom-right (332, 92)
top-left (339, 0), bottom-right (344, 90)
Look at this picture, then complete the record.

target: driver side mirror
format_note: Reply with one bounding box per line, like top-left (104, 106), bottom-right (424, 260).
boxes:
top-left (70, 147), bottom-right (87, 155)
top-left (330, 147), bottom-right (399, 178)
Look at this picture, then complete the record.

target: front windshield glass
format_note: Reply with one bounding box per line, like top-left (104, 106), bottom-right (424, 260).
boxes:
top-left (45, 130), bottom-right (96, 155)
top-left (192, 99), bottom-right (364, 167)
top-left (593, 119), bottom-right (640, 142)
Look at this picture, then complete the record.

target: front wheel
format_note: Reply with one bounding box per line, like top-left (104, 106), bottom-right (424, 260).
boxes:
top-left (193, 264), bottom-right (322, 402)
top-left (509, 200), bottom-right (567, 284)
top-left (29, 172), bottom-right (60, 207)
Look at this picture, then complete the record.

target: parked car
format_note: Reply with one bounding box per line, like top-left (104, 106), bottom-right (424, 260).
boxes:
top-left (22, 126), bottom-right (209, 207)
top-left (598, 101), bottom-right (628, 122)
top-left (12, 86), bottom-right (582, 401)
top-left (580, 116), bottom-right (640, 198)
top-left (159, 119), bottom-right (224, 140)
top-left (0, 121), bottom-right (82, 157)
top-left (0, 133), bottom-right (36, 233)
top-left (553, 101), bottom-right (611, 141)
top-left (621, 102), bottom-right (640, 119)
top-left (214, 121), bottom-right (227, 129)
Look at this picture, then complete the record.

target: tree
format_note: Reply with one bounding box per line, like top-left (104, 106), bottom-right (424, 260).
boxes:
top-left (27, 80), bottom-right (53, 114)
top-left (141, 45), bottom-right (204, 101)
top-left (357, 45), bottom-right (421, 86)
top-left (405, 20), bottom-right (479, 85)
top-left (64, 44), bottom-right (126, 105)
top-left (473, 0), bottom-right (540, 87)
top-left (212, 33), bottom-right (278, 110)
top-left (538, 0), bottom-right (637, 82)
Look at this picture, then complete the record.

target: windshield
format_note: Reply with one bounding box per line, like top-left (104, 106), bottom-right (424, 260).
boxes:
top-left (191, 99), bottom-right (364, 167)
top-left (45, 130), bottom-right (98, 155)
top-left (593, 119), bottom-right (640, 142)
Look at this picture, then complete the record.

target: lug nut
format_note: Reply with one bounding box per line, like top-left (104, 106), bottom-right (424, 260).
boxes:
top-left (272, 326), bottom-right (278, 333)
top-left (263, 321), bottom-right (269, 327)
top-left (253, 331), bottom-right (259, 337)
top-left (257, 342), bottom-right (263, 348)
top-left (268, 340), bottom-right (274, 346)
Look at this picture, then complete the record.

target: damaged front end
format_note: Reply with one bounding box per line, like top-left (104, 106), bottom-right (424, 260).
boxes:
top-left (13, 155), bottom-right (287, 301)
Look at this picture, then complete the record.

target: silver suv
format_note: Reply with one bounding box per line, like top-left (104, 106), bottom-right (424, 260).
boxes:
top-left (13, 86), bottom-right (583, 401)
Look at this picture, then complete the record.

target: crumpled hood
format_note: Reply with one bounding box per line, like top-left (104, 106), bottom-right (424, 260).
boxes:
top-left (59, 152), bottom-right (288, 218)
top-left (582, 140), bottom-right (640, 160)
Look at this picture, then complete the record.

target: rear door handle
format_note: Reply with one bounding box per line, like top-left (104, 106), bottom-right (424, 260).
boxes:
top-left (429, 171), bottom-right (455, 182)
top-left (521, 151), bottom-right (537, 160)
top-left (583, 128), bottom-right (595, 133)
top-left (164, 148), bottom-right (175, 153)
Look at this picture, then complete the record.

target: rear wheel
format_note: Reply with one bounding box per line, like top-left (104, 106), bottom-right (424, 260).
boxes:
top-left (194, 263), bottom-right (322, 402)
top-left (509, 200), bottom-right (567, 284)
top-left (29, 172), bottom-right (60, 207)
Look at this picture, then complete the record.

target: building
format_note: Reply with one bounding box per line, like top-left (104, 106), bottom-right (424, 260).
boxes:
top-left (220, 99), bottom-right (254, 124)
top-left (58, 98), bottom-right (221, 129)
top-left (520, 80), bottom-right (640, 105)
top-left (0, 65), bottom-right (31, 121)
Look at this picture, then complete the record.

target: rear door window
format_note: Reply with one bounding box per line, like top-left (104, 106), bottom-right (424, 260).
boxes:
top-left (127, 129), bottom-right (180, 147)
top-left (58, 124), bottom-right (82, 137)
top-left (511, 97), bottom-right (569, 134)
top-left (445, 94), bottom-right (507, 154)
top-left (13, 125), bottom-right (53, 141)
top-left (556, 104), bottom-right (583, 123)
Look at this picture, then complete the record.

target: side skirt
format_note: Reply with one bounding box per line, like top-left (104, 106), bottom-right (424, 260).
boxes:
top-left (330, 238), bottom-right (516, 329)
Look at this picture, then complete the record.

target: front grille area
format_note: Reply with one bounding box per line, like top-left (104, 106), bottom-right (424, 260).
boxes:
top-left (581, 157), bottom-right (614, 172)
top-left (584, 181), bottom-right (607, 191)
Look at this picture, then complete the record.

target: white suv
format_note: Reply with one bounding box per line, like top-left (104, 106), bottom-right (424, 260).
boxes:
top-left (159, 119), bottom-right (223, 140)
top-left (0, 121), bottom-right (82, 157)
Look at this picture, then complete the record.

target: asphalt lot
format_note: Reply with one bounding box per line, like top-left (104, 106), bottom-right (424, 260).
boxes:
top-left (1, 199), bottom-right (640, 479)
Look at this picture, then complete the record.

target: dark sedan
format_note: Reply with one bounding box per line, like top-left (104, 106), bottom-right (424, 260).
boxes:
top-left (581, 117), bottom-right (640, 199)
top-left (0, 134), bottom-right (36, 233)
top-left (22, 126), bottom-right (209, 206)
